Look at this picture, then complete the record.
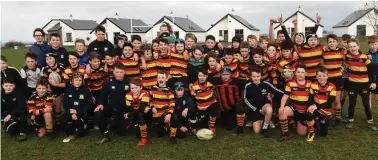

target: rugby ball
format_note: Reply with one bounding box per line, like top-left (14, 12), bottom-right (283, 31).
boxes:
top-left (196, 128), bottom-right (214, 140)
top-left (49, 72), bottom-right (62, 84)
top-left (282, 69), bottom-right (294, 81)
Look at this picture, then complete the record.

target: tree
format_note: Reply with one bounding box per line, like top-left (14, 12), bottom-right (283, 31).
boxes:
top-left (4, 41), bottom-right (25, 48)
top-left (360, 2), bottom-right (378, 35)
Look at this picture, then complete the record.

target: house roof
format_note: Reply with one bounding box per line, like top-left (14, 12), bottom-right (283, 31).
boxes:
top-left (90, 18), bottom-right (151, 34)
top-left (207, 13), bottom-right (260, 32)
top-left (48, 23), bottom-right (61, 31)
top-left (332, 8), bottom-right (378, 28)
top-left (273, 11), bottom-right (324, 30)
top-left (146, 16), bottom-right (206, 33)
top-left (42, 19), bottom-right (98, 30)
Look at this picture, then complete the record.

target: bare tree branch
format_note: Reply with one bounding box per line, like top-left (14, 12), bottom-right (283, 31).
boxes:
top-left (360, 2), bottom-right (378, 34)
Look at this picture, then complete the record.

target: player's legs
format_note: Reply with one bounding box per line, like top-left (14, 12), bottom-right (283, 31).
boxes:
top-left (43, 107), bottom-right (54, 136)
top-left (278, 106), bottom-right (294, 141)
top-left (207, 103), bottom-right (218, 133)
top-left (347, 84), bottom-right (358, 128)
top-left (305, 105), bottom-right (317, 142)
top-left (360, 88), bottom-right (377, 131)
top-left (235, 103), bottom-right (245, 135)
top-left (53, 95), bottom-right (62, 121)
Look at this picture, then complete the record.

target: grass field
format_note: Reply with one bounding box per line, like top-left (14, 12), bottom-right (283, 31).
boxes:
top-left (1, 43), bottom-right (378, 160)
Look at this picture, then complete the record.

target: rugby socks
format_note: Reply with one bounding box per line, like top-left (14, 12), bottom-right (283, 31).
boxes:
top-left (307, 119), bottom-right (315, 133)
top-left (335, 108), bottom-right (341, 121)
top-left (236, 113), bottom-right (245, 127)
top-left (209, 116), bottom-right (216, 130)
top-left (170, 127), bottom-right (177, 138)
top-left (139, 125), bottom-right (147, 139)
top-left (280, 120), bottom-right (289, 137)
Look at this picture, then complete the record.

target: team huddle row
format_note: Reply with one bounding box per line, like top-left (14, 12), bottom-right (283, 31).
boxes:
top-left (1, 17), bottom-right (378, 146)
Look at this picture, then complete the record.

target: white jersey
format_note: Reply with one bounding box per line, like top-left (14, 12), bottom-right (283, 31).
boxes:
top-left (20, 66), bottom-right (42, 88)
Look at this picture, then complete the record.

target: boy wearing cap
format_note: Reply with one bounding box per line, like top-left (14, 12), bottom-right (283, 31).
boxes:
top-left (170, 82), bottom-right (196, 143)
top-left (42, 52), bottom-right (66, 121)
top-left (214, 67), bottom-right (244, 135)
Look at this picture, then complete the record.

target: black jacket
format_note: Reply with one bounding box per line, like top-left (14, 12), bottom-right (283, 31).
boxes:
top-left (63, 85), bottom-right (92, 116)
top-left (1, 89), bottom-right (26, 119)
top-left (87, 39), bottom-right (114, 59)
top-left (244, 81), bottom-right (283, 111)
top-left (1, 67), bottom-right (23, 89)
top-left (98, 77), bottom-right (130, 112)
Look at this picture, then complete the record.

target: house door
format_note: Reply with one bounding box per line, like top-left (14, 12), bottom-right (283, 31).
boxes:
top-left (224, 30), bottom-right (228, 42)
top-left (113, 32), bottom-right (120, 45)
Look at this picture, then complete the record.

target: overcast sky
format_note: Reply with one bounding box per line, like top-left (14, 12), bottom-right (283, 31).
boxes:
top-left (0, 1), bottom-right (367, 43)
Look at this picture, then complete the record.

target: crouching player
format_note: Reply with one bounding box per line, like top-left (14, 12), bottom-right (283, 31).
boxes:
top-left (244, 67), bottom-right (283, 137)
top-left (93, 63), bottom-right (130, 144)
top-left (306, 66), bottom-right (336, 142)
top-left (190, 68), bottom-right (218, 134)
top-left (124, 79), bottom-right (151, 147)
top-left (149, 71), bottom-right (176, 141)
top-left (214, 67), bottom-right (245, 135)
top-left (27, 79), bottom-right (54, 138)
top-left (1, 79), bottom-right (27, 141)
top-left (170, 82), bottom-right (196, 144)
top-left (278, 64), bottom-right (312, 141)
top-left (60, 73), bottom-right (92, 143)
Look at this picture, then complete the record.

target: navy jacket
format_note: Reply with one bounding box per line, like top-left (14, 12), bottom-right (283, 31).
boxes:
top-left (63, 85), bottom-right (92, 116)
top-left (98, 77), bottom-right (130, 112)
top-left (87, 39), bottom-right (114, 59)
top-left (244, 81), bottom-right (283, 111)
top-left (1, 67), bottom-right (23, 89)
top-left (29, 42), bottom-right (50, 67)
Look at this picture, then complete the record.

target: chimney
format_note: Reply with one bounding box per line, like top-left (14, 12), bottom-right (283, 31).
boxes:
top-left (115, 12), bottom-right (119, 20)
top-left (231, 8), bottom-right (235, 15)
top-left (298, 5), bottom-right (302, 11)
top-left (186, 15), bottom-right (189, 19)
top-left (69, 14), bottom-right (73, 21)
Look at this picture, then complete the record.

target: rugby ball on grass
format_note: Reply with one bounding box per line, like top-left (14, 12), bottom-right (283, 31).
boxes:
top-left (196, 128), bottom-right (214, 140)
top-left (49, 72), bottom-right (62, 84)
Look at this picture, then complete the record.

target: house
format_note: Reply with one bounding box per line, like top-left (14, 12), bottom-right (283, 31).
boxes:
top-left (145, 16), bottom-right (207, 42)
top-left (207, 13), bottom-right (260, 42)
top-left (332, 8), bottom-right (378, 37)
top-left (273, 6), bottom-right (324, 38)
top-left (42, 19), bottom-right (98, 46)
top-left (90, 17), bottom-right (151, 45)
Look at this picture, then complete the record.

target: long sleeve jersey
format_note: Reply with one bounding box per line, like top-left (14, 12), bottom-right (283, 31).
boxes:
top-left (63, 85), bottom-right (92, 116)
top-left (244, 81), bottom-right (283, 111)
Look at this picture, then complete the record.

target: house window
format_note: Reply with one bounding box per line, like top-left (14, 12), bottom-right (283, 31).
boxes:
top-left (287, 27), bottom-right (295, 37)
top-left (65, 33), bottom-right (72, 42)
top-left (357, 25), bottom-right (366, 36)
top-left (174, 31), bottom-right (179, 39)
top-left (305, 27), bottom-right (315, 37)
top-left (219, 30), bottom-right (223, 36)
top-left (235, 29), bottom-right (244, 41)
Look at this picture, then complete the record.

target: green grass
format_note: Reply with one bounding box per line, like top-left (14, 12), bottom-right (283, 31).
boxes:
top-left (1, 41), bottom-right (378, 160)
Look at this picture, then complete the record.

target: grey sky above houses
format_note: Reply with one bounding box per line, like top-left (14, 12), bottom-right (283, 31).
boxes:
top-left (0, 1), bottom-right (368, 43)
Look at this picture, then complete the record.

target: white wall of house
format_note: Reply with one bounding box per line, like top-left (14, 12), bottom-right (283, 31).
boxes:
top-left (207, 15), bottom-right (260, 42)
top-left (43, 20), bottom-right (95, 46)
top-left (145, 17), bottom-right (207, 43)
top-left (333, 9), bottom-right (377, 37)
top-left (273, 12), bottom-right (323, 38)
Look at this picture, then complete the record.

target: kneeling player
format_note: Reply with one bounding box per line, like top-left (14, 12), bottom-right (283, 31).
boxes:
top-left (60, 73), bottom-right (92, 143)
top-left (170, 82), bottom-right (196, 143)
top-left (149, 71), bottom-right (176, 141)
top-left (27, 79), bottom-right (54, 138)
top-left (124, 79), bottom-right (151, 147)
top-left (1, 79), bottom-right (27, 141)
top-left (214, 67), bottom-right (244, 135)
top-left (306, 66), bottom-right (336, 142)
top-left (278, 64), bottom-right (312, 141)
top-left (190, 68), bottom-right (218, 134)
top-left (244, 67), bottom-right (283, 137)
